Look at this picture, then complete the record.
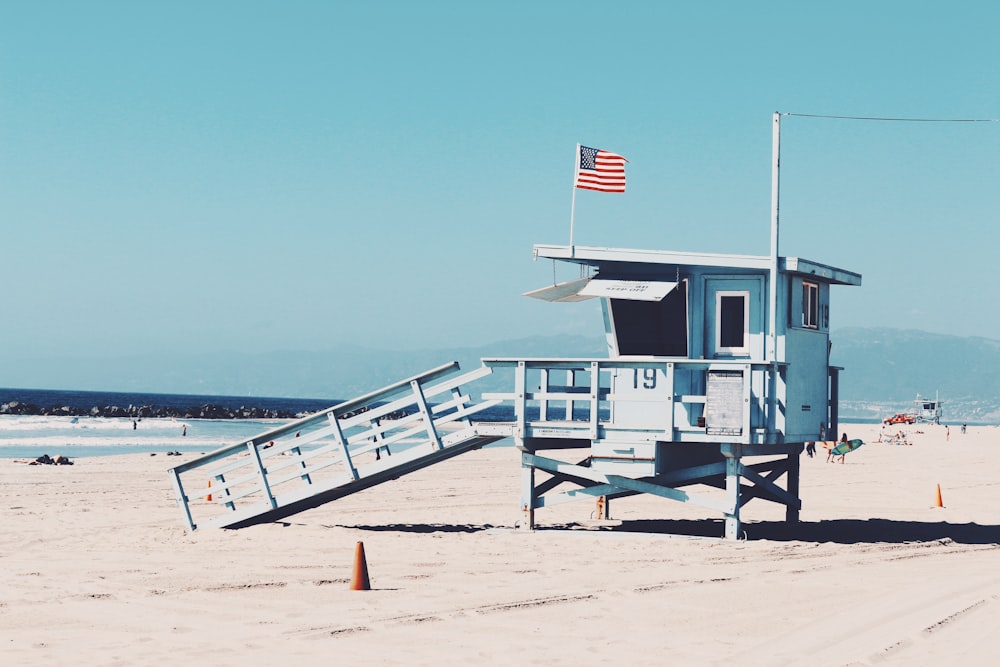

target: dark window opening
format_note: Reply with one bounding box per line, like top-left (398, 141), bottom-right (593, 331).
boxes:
top-left (611, 283), bottom-right (688, 356)
top-left (803, 282), bottom-right (819, 329)
top-left (719, 295), bottom-right (746, 349)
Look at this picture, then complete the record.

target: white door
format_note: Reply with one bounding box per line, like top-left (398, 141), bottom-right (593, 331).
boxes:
top-left (705, 277), bottom-right (763, 359)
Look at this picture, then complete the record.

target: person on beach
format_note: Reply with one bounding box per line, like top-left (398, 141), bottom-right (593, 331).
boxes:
top-left (828, 433), bottom-right (849, 464)
top-left (807, 422), bottom-right (826, 458)
top-left (837, 433), bottom-right (848, 464)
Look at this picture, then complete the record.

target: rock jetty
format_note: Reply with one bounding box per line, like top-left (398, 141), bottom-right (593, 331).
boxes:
top-left (0, 401), bottom-right (401, 421)
top-left (0, 400), bottom-right (300, 420)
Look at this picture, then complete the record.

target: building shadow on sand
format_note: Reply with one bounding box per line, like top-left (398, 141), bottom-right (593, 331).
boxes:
top-left (333, 519), bottom-right (1000, 544)
top-left (326, 523), bottom-right (494, 534)
top-left (611, 518), bottom-right (1000, 544)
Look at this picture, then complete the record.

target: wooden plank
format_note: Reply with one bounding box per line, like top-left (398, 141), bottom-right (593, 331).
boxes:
top-left (537, 483), bottom-right (618, 509)
top-left (525, 453), bottom-right (731, 514)
top-left (739, 463), bottom-right (800, 508)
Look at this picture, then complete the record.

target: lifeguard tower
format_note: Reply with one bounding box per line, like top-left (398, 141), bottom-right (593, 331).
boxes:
top-left (166, 241), bottom-right (860, 539)
top-left (503, 243), bottom-right (861, 537)
top-left (914, 393), bottom-right (943, 424)
top-left (167, 115), bottom-right (862, 539)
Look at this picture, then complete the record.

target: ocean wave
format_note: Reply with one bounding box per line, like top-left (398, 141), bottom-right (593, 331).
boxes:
top-left (0, 415), bottom-right (287, 457)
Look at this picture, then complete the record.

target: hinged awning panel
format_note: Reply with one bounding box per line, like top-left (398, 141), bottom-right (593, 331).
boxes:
top-left (524, 278), bottom-right (678, 302)
top-left (522, 277), bottom-right (595, 302)
top-left (580, 279), bottom-right (678, 302)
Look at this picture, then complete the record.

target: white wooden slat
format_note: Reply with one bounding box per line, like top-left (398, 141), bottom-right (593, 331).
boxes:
top-left (265, 457), bottom-right (347, 489)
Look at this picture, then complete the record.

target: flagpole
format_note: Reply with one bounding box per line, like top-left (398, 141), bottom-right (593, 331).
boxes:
top-left (569, 143), bottom-right (580, 257)
top-left (768, 112), bottom-right (781, 362)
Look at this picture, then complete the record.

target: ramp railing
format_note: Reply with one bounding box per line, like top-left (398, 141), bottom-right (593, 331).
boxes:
top-left (168, 361), bottom-right (499, 530)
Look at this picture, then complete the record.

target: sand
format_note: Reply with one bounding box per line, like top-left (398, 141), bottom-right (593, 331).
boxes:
top-left (2, 422), bottom-right (998, 666)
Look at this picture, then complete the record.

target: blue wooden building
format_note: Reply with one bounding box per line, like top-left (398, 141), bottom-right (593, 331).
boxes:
top-left (507, 243), bottom-right (861, 537)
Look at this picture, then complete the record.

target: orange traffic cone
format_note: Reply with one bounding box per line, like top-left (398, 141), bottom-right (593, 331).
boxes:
top-left (350, 541), bottom-right (371, 591)
top-left (934, 484), bottom-right (944, 508)
top-left (206, 480), bottom-right (212, 502)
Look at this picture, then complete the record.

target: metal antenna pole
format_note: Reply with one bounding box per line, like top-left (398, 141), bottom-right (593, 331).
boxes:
top-left (768, 112), bottom-right (781, 362)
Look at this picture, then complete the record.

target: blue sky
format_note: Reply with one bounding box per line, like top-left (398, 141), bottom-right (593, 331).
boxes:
top-left (2, 1), bottom-right (998, 365)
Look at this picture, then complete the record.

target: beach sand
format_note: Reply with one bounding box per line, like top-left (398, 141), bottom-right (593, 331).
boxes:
top-left (2, 422), bottom-right (998, 666)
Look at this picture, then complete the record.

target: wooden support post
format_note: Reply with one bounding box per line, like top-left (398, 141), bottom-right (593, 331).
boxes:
top-left (515, 362), bottom-right (526, 439)
top-left (328, 414), bottom-right (359, 481)
top-left (539, 368), bottom-right (549, 422)
top-left (519, 447), bottom-right (536, 530)
top-left (217, 472), bottom-right (235, 511)
top-left (247, 441), bottom-right (278, 510)
top-left (169, 469), bottom-right (196, 531)
top-left (786, 445), bottom-right (801, 523)
top-left (829, 367), bottom-right (841, 439)
top-left (411, 380), bottom-right (443, 450)
top-left (565, 369), bottom-right (574, 420)
top-left (723, 444), bottom-right (742, 540)
top-left (450, 387), bottom-right (473, 428)
top-left (292, 446), bottom-right (312, 485)
top-left (589, 361), bottom-right (599, 439)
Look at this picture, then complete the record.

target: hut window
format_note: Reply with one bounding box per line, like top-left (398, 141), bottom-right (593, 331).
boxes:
top-left (802, 282), bottom-right (819, 329)
top-left (610, 281), bottom-right (688, 356)
top-left (716, 291), bottom-right (749, 354)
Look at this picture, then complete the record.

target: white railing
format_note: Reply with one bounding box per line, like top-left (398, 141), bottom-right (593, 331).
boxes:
top-left (480, 357), bottom-right (778, 445)
top-left (168, 361), bottom-right (499, 530)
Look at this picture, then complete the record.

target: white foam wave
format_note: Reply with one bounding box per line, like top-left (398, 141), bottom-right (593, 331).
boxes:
top-left (0, 415), bottom-right (285, 452)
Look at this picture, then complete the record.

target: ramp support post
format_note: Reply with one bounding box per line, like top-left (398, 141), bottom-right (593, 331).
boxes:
top-left (169, 469), bottom-right (196, 531)
top-left (328, 413), bottom-right (359, 481)
top-left (247, 441), bottom-right (278, 510)
top-left (411, 380), bottom-right (443, 450)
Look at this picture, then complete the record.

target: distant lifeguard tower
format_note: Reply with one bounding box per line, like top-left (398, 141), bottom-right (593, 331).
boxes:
top-left (914, 393), bottom-right (943, 424)
top-left (168, 115), bottom-right (862, 538)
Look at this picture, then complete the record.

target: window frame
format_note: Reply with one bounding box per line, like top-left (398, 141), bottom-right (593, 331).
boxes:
top-left (715, 290), bottom-right (750, 356)
top-left (802, 281), bottom-right (819, 329)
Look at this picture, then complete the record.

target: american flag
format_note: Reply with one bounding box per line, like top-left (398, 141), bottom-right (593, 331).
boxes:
top-left (575, 145), bottom-right (627, 193)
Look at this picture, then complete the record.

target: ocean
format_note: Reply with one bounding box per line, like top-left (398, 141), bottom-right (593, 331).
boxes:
top-left (0, 387), bottom-right (519, 459)
top-left (0, 387), bottom-right (342, 459)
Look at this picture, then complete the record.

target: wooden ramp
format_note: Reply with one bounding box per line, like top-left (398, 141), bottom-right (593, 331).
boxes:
top-left (168, 362), bottom-right (505, 530)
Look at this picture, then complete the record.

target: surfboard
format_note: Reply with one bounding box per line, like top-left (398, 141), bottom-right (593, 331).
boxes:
top-left (810, 440), bottom-right (837, 450)
top-left (830, 438), bottom-right (863, 456)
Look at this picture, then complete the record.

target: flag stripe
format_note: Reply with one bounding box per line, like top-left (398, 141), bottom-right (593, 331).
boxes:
top-left (575, 145), bottom-right (627, 193)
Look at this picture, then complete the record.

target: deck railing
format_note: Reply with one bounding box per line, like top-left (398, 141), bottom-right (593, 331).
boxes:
top-left (479, 357), bottom-right (777, 445)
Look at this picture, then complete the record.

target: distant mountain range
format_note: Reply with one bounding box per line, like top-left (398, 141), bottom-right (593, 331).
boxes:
top-left (4, 328), bottom-right (998, 423)
top-left (1, 335), bottom-right (608, 402)
top-left (830, 328), bottom-right (1000, 424)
